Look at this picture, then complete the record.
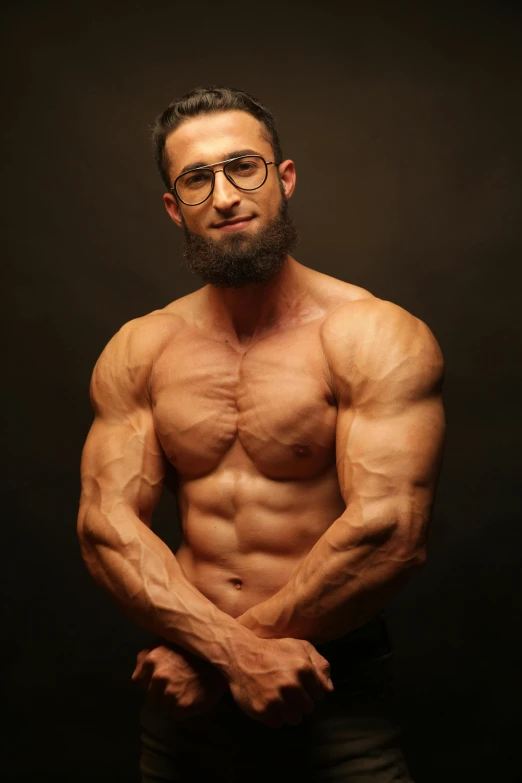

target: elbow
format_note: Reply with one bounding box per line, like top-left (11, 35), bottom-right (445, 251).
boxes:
top-left (76, 505), bottom-right (114, 590)
top-left (77, 503), bottom-right (105, 566)
top-left (77, 502), bottom-right (95, 544)
top-left (408, 546), bottom-right (428, 572)
top-left (394, 543), bottom-right (427, 575)
top-left (77, 506), bottom-right (88, 543)
top-left (384, 523), bottom-right (427, 575)
top-left (390, 511), bottom-right (429, 574)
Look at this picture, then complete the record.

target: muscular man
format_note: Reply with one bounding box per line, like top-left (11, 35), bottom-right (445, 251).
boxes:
top-left (77, 87), bottom-right (445, 782)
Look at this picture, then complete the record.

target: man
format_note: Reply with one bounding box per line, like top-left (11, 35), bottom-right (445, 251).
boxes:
top-left (77, 86), bottom-right (445, 782)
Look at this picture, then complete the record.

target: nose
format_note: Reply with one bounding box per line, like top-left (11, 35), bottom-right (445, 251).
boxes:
top-left (211, 169), bottom-right (241, 211)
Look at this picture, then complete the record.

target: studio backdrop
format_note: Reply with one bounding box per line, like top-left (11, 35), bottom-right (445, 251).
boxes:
top-left (3, 1), bottom-right (521, 781)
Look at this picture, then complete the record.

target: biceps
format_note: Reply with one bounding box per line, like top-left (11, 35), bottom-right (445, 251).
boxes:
top-left (79, 411), bottom-right (166, 526)
top-left (338, 396), bottom-right (445, 505)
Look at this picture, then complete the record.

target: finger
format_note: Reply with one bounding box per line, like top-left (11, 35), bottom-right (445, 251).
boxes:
top-left (147, 676), bottom-right (170, 705)
top-left (299, 662), bottom-right (333, 701)
top-left (307, 648), bottom-right (334, 693)
top-left (131, 660), bottom-right (146, 681)
top-left (136, 647), bottom-right (154, 664)
top-left (133, 672), bottom-right (152, 691)
top-left (133, 661), bottom-right (153, 688)
top-left (298, 668), bottom-right (323, 702)
top-left (133, 652), bottom-right (151, 676)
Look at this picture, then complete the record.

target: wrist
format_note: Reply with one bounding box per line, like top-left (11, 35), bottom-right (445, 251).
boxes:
top-left (236, 607), bottom-right (275, 638)
top-left (207, 622), bottom-right (264, 681)
top-left (237, 598), bottom-right (293, 640)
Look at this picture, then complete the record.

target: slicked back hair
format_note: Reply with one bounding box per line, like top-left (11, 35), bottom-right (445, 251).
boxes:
top-left (151, 86), bottom-right (283, 191)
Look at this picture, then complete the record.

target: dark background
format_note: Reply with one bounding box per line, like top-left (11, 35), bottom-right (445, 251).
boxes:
top-left (3, 1), bottom-right (521, 780)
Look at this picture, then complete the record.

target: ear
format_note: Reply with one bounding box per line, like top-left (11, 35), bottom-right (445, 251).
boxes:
top-left (163, 192), bottom-right (184, 228)
top-left (278, 159), bottom-right (296, 199)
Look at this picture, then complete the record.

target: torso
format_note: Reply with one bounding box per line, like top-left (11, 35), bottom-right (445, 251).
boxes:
top-left (148, 265), bottom-right (374, 618)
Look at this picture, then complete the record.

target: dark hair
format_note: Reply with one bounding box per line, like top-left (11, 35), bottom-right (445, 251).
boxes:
top-left (151, 86), bottom-right (283, 191)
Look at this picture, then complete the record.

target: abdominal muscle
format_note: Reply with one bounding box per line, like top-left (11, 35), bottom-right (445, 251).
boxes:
top-left (173, 460), bottom-right (346, 620)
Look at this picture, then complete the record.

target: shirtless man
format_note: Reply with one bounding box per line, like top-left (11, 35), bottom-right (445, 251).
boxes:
top-left (77, 87), bottom-right (445, 782)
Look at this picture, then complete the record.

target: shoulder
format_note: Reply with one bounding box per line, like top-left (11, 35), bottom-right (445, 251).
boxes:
top-left (321, 298), bottom-right (444, 397)
top-left (90, 309), bottom-right (184, 409)
top-left (96, 308), bottom-right (183, 369)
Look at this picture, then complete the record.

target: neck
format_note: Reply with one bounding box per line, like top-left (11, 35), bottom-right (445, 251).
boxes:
top-left (204, 256), bottom-right (308, 344)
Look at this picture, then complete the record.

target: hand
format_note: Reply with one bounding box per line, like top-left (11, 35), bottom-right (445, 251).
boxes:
top-left (131, 643), bottom-right (228, 720)
top-left (226, 636), bottom-right (333, 729)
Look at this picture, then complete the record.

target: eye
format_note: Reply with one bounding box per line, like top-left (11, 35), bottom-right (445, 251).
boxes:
top-left (228, 158), bottom-right (261, 177)
top-left (184, 170), bottom-right (212, 188)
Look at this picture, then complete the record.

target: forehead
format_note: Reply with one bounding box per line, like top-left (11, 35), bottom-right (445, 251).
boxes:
top-left (165, 110), bottom-right (272, 177)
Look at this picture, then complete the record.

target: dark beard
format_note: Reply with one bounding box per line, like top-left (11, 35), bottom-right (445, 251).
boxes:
top-left (181, 197), bottom-right (299, 288)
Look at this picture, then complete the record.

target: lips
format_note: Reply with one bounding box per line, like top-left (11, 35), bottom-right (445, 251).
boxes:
top-left (213, 216), bottom-right (253, 229)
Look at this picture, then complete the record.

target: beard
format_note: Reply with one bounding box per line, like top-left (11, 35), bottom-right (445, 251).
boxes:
top-left (180, 196), bottom-right (299, 288)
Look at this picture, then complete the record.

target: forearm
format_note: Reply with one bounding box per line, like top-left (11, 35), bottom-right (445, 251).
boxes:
top-left (237, 508), bottom-right (425, 645)
top-left (78, 505), bottom-right (258, 676)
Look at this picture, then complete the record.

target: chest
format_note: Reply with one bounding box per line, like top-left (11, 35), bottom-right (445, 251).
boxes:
top-left (151, 324), bottom-right (339, 480)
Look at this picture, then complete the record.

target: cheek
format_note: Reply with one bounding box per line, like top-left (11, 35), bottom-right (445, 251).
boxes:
top-left (264, 189), bottom-right (283, 220)
top-left (181, 206), bottom-right (207, 231)
top-left (252, 184), bottom-right (280, 215)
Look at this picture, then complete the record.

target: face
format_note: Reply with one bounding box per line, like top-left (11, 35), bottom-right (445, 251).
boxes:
top-left (162, 110), bottom-right (298, 287)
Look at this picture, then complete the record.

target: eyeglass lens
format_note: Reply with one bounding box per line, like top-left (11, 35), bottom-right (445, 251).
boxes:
top-left (176, 156), bottom-right (267, 205)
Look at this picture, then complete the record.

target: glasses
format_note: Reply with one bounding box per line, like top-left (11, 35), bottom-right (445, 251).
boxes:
top-left (171, 154), bottom-right (279, 206)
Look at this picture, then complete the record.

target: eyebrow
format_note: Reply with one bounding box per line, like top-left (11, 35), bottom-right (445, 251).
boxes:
top-left (177, 148), bottom-right (262, 177)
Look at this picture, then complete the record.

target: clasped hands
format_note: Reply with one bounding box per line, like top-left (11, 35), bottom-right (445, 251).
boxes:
top-left (131, 609), bottom-right (334, 728)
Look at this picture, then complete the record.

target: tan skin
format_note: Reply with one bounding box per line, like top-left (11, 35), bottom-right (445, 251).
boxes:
top-left (77, 110), bottom-right (445, 728)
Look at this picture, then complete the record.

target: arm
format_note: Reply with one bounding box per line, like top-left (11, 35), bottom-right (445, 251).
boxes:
top-left (236, 299), bottom-right (445, 645)
top-left (77, 318), bottom-right (258, 676)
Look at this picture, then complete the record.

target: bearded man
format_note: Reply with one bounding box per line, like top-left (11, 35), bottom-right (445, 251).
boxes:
top-left (77, 86), bottom-right (445, 782)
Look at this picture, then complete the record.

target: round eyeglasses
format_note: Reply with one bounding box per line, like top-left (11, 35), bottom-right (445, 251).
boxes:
top-left (171, 154), bottom-right (279, 206)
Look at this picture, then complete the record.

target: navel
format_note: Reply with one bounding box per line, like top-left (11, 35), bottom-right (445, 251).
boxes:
top-left (229, 577), bottom-right (243, 590)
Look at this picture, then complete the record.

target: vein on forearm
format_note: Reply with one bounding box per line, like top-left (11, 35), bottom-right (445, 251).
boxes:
top-left (247, 502), bottom-right (426, 644)
top-left (79, 502), bottom-right (254, 670)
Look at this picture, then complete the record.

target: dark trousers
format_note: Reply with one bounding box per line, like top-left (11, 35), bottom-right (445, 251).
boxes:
top-left (139, 615), bottom-right (413, 782)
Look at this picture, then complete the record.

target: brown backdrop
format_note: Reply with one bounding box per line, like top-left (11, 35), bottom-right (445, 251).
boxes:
top-left (3, 1), bottom-right (522, 780)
